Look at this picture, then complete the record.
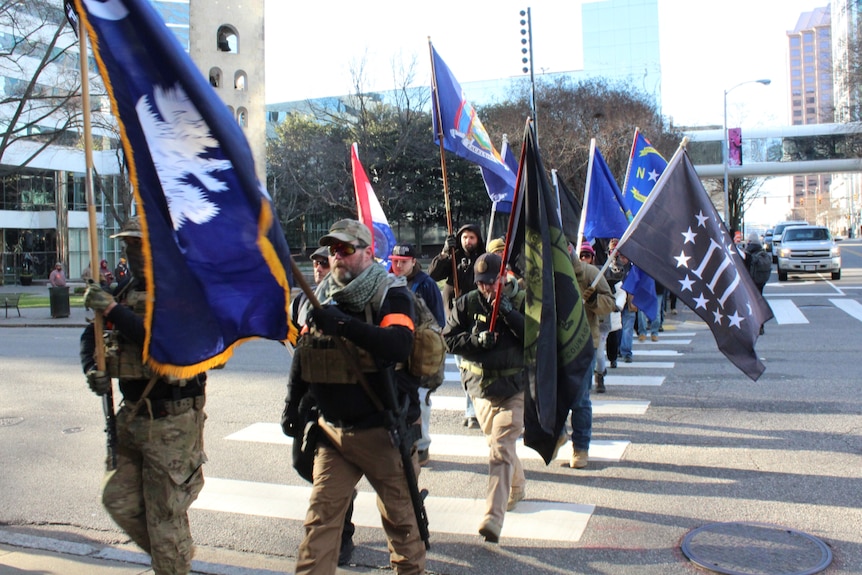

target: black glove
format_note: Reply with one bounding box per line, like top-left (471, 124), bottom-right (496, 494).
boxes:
top-left (497, 295), bottom-right (513, 316)
top-left (281, 402), bottom-right (300, 438)
top-left (84, 279), bottom-right (114, 312)
top-left (310, 305), bottom-right (352, 336)
top-left (478, 331), bottom-right (496, 349)
top-left (443, 234), bottom-right (458, 253)
top-left (85, 369), bottom-right (111, 396)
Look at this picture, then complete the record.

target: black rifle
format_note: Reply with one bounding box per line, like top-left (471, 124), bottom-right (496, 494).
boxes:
top-left (380, 366), bottom-right (431, 550)
top-left (102, 382), bottom-right (118, 471)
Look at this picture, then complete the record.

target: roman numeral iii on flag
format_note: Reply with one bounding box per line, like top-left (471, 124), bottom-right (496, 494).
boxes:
top-left (615, 139), bottom-right (773, 381)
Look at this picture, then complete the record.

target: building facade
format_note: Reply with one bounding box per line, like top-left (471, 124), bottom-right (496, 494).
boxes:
top-left (787, 5), bottom-right (833, 222)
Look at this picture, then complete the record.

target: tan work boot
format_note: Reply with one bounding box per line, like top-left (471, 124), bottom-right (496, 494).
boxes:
top-left (570, 449), bottom-right (589, 469)
top-left (479, 517), bottom-right (502, 543)
top-left (507, 488), bottom-right (525, 511)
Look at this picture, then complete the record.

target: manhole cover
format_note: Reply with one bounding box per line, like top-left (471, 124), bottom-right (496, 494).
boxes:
top-left (0, 417), bottom-right (24, 427)
top-left (681, 522), bottom-right (832, 575)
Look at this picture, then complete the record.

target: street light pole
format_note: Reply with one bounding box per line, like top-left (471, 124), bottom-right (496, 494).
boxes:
top-left (722, 78), bottom-right (771, 227)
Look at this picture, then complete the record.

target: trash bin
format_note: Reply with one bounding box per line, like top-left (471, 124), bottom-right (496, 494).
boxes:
top-left (49, 286), bottom-right (70, 318)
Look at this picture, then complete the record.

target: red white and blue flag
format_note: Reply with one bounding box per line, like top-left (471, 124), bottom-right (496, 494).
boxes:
top-left (69, 0), bottom-right (293, 377)
top-left (351, 143), bottom-right (396, 264)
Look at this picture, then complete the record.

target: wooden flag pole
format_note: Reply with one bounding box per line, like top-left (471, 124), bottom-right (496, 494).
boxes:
top-left (488, 118), bottom-right (530, 334)
top-left (428, 38), bottom-right (459, 296)
top-left (79, 22), bottom-right (105, 373)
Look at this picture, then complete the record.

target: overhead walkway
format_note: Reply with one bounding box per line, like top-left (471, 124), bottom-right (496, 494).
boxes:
top-left (684, 122), bottom-right (862, 178)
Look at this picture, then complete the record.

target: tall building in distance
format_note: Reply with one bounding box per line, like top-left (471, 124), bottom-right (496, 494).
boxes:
top-left (787, 5), bottom-right (833, 219)
top-left (189, 0), bottom-right (266, 178)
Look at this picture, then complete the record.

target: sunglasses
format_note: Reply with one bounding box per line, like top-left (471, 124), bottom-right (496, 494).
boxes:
top-left (328, 242), bottom-right (366, 257)
top-left (313, 259), bottom-right (330, 268)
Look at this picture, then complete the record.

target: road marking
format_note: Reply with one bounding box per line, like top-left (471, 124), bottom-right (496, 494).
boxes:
top-left (193, 478), bottom-right (594, 543)
top-left (226, 423), bottom-right (629, 462)
top-left (635, 339), bottom-right (691, 345)
top-left (830, 298), bottom-right (862, 322)
top-left (604, 375), bottom-right (665, 386)
top-left (766, 299), bottom-right (809, 324)
top-left (430, 395), bottom-right (650, 415)
top-left (628, 349), bottom-right (682, 356)
top-left (611, 361), bottom-right (675, 369)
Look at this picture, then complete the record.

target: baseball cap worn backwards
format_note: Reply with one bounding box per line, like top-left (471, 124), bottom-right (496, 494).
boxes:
top-left (319, 218), bottom-right (372, 247)
top-left (473, 252), bottom-right (502, 284)
top-left (390, 243), bottom-right (417, 260)
top-left (110, 216), bottom-right (143, 239)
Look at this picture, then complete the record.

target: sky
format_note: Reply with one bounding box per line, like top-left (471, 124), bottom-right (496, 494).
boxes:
top-left (263, 0), bottom-right (826, 227)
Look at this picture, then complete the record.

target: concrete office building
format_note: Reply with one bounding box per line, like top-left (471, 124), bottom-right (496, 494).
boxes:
top-left (787, 5), bottom-right (833, 221)
top-left (0, 0), bottom-right (267, 283)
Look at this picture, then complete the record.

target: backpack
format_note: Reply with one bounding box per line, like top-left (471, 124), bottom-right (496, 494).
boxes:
top-left (749, 249), bottom-right (772, 285)
top-left (371, 276), bottom-right (446, 390)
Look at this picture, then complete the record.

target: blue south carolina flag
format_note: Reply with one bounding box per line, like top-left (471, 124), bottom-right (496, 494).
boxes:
top-left (582, 143), bottom-right (630, 242)
top-left (430, 42), bottom-right (516, 193)
top-left (72, 0), bottom-right (293, 377)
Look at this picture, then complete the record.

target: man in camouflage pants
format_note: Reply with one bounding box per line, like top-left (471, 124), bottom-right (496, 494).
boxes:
top-left (80, 217), bottom-right (207, 575)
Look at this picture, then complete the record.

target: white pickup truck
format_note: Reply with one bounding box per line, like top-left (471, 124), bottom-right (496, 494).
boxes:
top-left (776, 225), bottom-right (841, 281)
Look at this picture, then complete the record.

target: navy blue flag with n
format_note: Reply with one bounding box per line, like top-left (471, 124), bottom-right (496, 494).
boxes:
top-left (616, 144), bottom-right (773, 381)
top-left (72, 0), bottom-right (293, 377)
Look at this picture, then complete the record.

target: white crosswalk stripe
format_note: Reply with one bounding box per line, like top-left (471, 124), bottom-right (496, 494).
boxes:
top-left (197, 331), bottom-right (699, 543)
top-left (767, 298), bottom-right (809, 324)
top-left (193, 478), bottom-right (594, 543)
top-left (830, 298), bottom-right (862, 322)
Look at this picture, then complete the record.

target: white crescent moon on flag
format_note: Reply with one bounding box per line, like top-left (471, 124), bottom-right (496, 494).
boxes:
top-left (82, 0), bottom-right (129, 20)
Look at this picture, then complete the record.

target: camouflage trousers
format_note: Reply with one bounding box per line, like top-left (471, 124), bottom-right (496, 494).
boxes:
top-left (102, 398), bottom-right (207, 575)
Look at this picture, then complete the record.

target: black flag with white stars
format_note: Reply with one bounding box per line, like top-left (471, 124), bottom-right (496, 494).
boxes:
top-left (616, 145), bottom-right (773, 381)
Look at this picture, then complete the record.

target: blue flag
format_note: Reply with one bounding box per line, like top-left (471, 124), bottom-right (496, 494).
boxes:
top-left (583, 144), bottom-right (630, 242)
top-left (430, 43), bottom-right (516, 192)
top-left (73, 0), bottom-right (293, 377)
top-left (616, 146), bottom-right (773, 381)
top-left (621, 264), bottom-right (658, 321)
top-left (624, 130), bottom-right (667, 217)
top-left (481, 137), bottom-right (518, 213)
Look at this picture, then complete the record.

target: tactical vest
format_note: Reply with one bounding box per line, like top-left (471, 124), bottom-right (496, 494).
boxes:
top-left (104, 290), bottom-right (154, 380)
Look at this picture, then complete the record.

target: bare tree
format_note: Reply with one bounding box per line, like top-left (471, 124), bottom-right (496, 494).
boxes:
top-left (0, 0), bottom-right (91, 173)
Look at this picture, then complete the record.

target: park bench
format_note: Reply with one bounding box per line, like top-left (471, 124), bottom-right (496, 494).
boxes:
top-left (2, 293), bottom-right (21, 318)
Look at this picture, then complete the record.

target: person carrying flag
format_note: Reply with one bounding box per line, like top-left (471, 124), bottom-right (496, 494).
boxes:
top-left (282, 219), bottom-right (425, 575)
top-left (429, 223), bottom-right (485, 428)
top-left (561, 242), bottom-right (615, 468)
top-left (442, 252), bottom-right (527, 543)
top-left (80, 217), bottom-right (208, 575)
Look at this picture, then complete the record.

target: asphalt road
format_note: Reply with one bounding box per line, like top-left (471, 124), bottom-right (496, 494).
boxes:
top-left (0, 240), bottom-right (860, 574)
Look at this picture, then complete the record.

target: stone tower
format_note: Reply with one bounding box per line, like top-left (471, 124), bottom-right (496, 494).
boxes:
top-left (189, 0), bottom-right (266, 179)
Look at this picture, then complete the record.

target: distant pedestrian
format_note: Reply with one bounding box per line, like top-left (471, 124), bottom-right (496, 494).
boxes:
top-left (48, 263), bottom-right (67, 287)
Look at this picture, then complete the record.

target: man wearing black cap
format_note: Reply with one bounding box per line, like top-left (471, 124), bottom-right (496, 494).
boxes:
top-left (80, 216), bottom-right (208, 575)
top-left (282, 219), bottom-right (425, 574)
top-left (391, 242), bottom-right (445, 466)
top-left (442, 252), bottom-right (526, 544)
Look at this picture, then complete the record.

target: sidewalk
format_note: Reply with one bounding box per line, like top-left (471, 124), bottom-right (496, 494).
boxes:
top-left (0, 527), bottom-right (295, 574)
top-left (0, 283), bottom-right (88, 328)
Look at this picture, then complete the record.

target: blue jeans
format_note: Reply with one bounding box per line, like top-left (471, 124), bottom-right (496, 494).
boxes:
top-left (620, 307), bottom-right (636, 358)
top-left (569, 355), bottom-right (594, 450)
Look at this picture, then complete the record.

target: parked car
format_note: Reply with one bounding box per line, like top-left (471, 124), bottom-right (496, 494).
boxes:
top-left (776, 225), bottom-right (841, 281)
top-left (763, 228), bottom-right (774, 253)
top-left (770, 220), bottom-right (808, 262)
